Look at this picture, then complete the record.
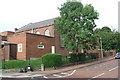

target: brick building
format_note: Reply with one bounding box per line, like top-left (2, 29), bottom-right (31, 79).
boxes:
top-left (0, 18), bottom-right (70, 60)
top-left (0, 18), bottom-right (112, 61)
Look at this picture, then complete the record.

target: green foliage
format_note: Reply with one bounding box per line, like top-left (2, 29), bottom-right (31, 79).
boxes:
top-left (55, 1), bottom-right (99, 53)
top-left (85, 57), bottom-right (92, 61)
top-left (62, 57), bottom-right (69, 64)
top-left (101, 26), bottom-right (111, 32)
top-left (95, 27), bottom-right (120, 50)
top-left (41, 53), bottom-right (63, 67)
top-left (77, 53), bottom-right (86, 61)
top-left (90, 53), bottom-right (98, 59)
top-left (2, 59), bottom-right (42, 69)
top-left (67, 53), bottom-right (78, 63)
top-left (67, 53), bottom-right (86, 62)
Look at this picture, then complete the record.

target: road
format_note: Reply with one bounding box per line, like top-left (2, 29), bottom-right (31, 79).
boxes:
top-left (1, 59), bottom-right (119, 80)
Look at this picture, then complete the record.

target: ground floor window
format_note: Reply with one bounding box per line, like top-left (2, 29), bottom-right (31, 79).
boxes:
top-left (18, 44), bottom-right (22, 52)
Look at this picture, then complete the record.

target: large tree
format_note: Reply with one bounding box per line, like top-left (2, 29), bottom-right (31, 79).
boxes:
top-left (55, 1), bottom-right (99, 53)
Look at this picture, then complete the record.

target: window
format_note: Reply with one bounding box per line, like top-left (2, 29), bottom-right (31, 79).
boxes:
top-left (45, 29), bottom-right (50, 36)
top-left (38, 42), bottom-right (44, 49)
top-left (35, 31), bottom-right (40, 34)
top-left (60, 36), bottom-right (64, 47)
top-left (18, 44), bottom-right (22, 52)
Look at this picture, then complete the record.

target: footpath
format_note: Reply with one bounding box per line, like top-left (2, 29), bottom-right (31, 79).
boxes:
top-left (1, 57), bottom-right (114, 78)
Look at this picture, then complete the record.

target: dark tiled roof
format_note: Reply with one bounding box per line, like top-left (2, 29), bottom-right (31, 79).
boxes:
top-left (17, 18), bottom-right (55, 32)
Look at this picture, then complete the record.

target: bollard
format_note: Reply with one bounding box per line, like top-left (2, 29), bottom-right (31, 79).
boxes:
top-left (41, 64), bottom-right (45, 71)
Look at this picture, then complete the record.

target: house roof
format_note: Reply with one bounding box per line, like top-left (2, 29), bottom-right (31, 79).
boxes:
top-left (17, 18), bottom-right (55, 32)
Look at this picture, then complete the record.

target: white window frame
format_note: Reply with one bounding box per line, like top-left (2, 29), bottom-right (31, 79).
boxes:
top-left (18, 44), bottom-right (22, 52)
top-left (45, 29), bottom-right (50, 36)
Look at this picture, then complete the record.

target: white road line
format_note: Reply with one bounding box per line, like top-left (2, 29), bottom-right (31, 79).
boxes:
top-left (109, 66), bottom-right (118, 71)
top-left (88, 73), bottom-right (105, 80)
top-left (43, 70), bottom-right (76, 79)
top-left (43, 76), bottom-right (48, 78)
top-left (92, 73), bottom-right (104, 78)
top-left (53, 74), bottom-right (62, 77)
top-left (61, 73), bottom-right (68, 74)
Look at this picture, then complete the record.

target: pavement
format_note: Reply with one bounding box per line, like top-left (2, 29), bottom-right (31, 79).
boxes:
top-left (1, 56), bottom-right (115, 78)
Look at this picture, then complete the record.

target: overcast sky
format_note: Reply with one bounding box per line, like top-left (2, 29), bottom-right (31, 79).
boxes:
top-left (0, 0), bottom-right (119, 32)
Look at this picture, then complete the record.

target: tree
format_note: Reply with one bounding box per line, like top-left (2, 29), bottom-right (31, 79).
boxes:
top-left (55, 1), bottom-right (99, 53)
top-left (94, 27), bottom-right (120, 50)
top-left (101, 26), bottom-right (111, 32)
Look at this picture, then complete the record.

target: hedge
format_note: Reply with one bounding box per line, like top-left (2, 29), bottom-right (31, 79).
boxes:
top-left (67, 53), bottom-right (77, 63)
top-left (41, 53), bottom-right (63, 67)
top-left (77, 53), bottom-right (86, 61)
top-left (1, 59), bottom-right (42, 69)
top-left (91, 53), bottom-right (98, 59)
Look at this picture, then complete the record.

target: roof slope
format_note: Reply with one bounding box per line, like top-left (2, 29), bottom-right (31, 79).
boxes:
top-left (17, 18), bottom-right (55, 32)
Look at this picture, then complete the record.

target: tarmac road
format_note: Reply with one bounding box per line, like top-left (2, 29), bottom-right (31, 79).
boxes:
top-left (1, 58), bottom-right (119, 80)
top-left (37, 59), bottom-right (119, 80)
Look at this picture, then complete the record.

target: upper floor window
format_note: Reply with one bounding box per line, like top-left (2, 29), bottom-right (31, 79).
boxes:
top-left (35, 31), bottom-right (40, 34)
top-left (45, 29), bottom-right (50, 36)
top-left (60, 35), bottom-right (64, 47)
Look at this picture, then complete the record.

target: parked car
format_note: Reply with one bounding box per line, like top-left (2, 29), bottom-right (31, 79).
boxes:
top-left (115, 52), bottom-right (120, 59)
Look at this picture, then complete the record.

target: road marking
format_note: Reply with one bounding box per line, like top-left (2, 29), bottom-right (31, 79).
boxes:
top-left (43, 70), bottom-right (76, 79)
top-left (53, 74), bottom-right (62, 77)
top-left (43, 76), bottom-right (48, 78)
top-left (109, 66), bottom-right (118, 71)
top-left (88, 73), bottom-right (105, 80)
top-left (92, 73), bottom-right (104, 78)
top-left (61, 73), bottom-right (68, 74)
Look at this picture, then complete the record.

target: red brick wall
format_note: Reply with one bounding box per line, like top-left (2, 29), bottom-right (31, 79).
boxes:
top-left (54, 31), bottom-right (69, 56)
top-left (7, 33), bottom-right (27, 60)
top-left (0, 31), bottom-right (15, 36)
top-left (26, 33), bottom-right (55, 59)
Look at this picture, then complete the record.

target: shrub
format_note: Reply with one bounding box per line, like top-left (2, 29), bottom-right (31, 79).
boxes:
top-left (77, 53), bottom-right (86, 61)
top-left (91, 53), bottom-right (98, 59)
top-left (67, 53), bottom-right (77, 63)
top-left (41, 53), bottom-right (62, 67)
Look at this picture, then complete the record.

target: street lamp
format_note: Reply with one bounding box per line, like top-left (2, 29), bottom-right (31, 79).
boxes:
top-left (100, 37), bottom-right (103, 58)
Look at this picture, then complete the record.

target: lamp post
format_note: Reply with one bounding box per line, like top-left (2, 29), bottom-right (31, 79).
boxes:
top-left (100, 37), bottom-right (103, 58)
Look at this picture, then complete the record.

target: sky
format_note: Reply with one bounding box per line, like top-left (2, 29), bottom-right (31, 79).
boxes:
top-left (0, 0), bottom-right (119, 32)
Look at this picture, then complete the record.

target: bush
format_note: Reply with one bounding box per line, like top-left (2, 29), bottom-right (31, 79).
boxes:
top-left (91, 53), bottom-right (98, 59)
top-left (67, 53), bottom-right (77, 63)
top-left (41, 53), bottom-right (63, 67)
top-left (77, 53), bottom-right (86, 61)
